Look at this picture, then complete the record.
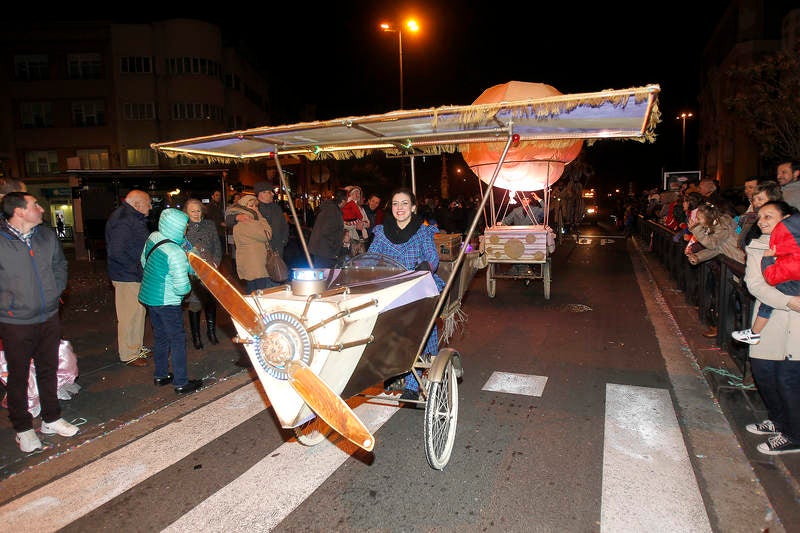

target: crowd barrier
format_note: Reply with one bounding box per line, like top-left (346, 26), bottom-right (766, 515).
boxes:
top-left (635, 216), bottom-right (752, 376)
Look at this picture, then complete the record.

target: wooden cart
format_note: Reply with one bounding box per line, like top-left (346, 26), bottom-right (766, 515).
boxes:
top-left (481, 225), bottom-right (556, 299)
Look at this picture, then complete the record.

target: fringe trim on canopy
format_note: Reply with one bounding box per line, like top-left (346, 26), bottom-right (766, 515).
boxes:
top-left (440, 305), bottom-right (468, 345)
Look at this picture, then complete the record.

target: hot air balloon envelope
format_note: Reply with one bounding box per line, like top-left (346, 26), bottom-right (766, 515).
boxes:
top-left (461, 81), bottom-right (584, 191)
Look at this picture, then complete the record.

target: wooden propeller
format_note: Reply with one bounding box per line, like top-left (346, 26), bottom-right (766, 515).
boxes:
top-left (187, 252), bottom-right (375, 452)
top-left (189, 252), bottom-right (264, 337)
top-left (287, 360), bottom-right (374, 451)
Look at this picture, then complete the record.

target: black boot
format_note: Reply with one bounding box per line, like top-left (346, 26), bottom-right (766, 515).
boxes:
top-left (189, 311), bottom-right (203, 349)
top-left (205, 305), bottom-right (219, 345)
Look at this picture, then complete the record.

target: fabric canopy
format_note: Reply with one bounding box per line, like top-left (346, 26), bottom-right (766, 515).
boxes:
top-left (151, 84), bottom-right (660, 164)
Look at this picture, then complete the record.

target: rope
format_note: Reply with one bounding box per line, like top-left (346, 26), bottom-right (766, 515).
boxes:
top-left (702, 366), bottom-right (756, 390)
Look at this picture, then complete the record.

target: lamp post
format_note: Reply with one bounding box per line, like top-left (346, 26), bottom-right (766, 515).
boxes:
top-left (380, 20), bottom-right (419, 109)
top-left (676, 112), bottom-right (694, 165)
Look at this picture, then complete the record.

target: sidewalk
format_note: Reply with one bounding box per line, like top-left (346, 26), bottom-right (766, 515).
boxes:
top-left (0, 253), bottom-right (254, 480)
top-left (635, 236), bottom-right (800, 513)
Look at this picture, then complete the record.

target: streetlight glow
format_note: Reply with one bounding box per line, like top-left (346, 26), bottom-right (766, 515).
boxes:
top-left (676, 111), bottom-right (694, 165)
top-left (380, 19), bottom-right (420, 109)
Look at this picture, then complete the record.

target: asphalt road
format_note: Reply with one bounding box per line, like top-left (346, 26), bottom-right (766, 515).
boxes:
top-left (1, 222), bottom-right (798, 531)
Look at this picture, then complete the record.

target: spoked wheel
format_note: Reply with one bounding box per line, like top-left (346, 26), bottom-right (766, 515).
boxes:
top-left (486, 263), bottom-right (496, 298)
top-left (293, 415), bottom-right (332, 446)
top-left (424, 354), bottom-right (460, 470)
top-left (543, 259), bottom-right (551, 300)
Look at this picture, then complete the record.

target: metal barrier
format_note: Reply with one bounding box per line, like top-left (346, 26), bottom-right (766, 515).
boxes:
top-left (636, 216), bottom-right (752, 374)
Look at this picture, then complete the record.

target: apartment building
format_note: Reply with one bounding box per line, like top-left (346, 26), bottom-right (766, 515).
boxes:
top-left (698, 2), bottom-right (798, 187)
top-left (0, 18), bottom-right (272, 258)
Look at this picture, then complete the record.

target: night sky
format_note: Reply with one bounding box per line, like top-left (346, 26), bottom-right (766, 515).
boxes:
top-left (28, 2), bottom-right (747, 190)
top-left (209, 0), bottom-right (734, 190)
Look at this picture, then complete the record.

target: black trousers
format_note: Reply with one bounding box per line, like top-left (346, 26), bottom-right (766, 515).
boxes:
top-left (0, 313), bottom-right (62, 432)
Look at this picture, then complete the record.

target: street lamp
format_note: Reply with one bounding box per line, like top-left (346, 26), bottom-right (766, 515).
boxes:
top-left (676, 112), bottom-right (694, 165)
top-left (380, 19), bottom-right (419, 109)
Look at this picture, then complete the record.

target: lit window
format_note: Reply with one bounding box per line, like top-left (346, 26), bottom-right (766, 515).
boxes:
top-left (120, 56), bottom-right (152, 74)
top-left (67, 53), bottom-right (102, 79)
top-left (72, 100), bottom-right (106, 127)
top-left (14, 54), bottom-right (48, 80)
top-left (76, 149), bottom-right (109, 170)
top-left (126, 148), bottom-right (158, 167)
top-left (24, 150), bottom-right (58, 176)
top-left (20, 102), bottom-right (53, 127)
top-left (123, 102), bottom-right (156, 120)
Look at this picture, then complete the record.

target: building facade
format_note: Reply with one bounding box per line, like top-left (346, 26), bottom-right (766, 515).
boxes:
top-left (0, 19), bottom-right (271, 257)
top-left (698, 2), bottom-right (799, 187)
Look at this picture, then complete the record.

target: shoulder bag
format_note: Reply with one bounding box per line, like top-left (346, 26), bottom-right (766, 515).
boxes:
top-left (266, 246), bottom-right (289, 282)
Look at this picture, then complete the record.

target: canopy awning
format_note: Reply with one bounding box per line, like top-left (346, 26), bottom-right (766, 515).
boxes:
top-left (151, 84), bottom-right (660, 163)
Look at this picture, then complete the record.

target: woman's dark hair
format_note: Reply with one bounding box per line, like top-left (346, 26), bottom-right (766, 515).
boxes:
top-left (390, 187), bottom-right (417, 207)
top-left (743, 200), bottom-right (799, 246)
top-left (685, 192), bottom-right (703, 211)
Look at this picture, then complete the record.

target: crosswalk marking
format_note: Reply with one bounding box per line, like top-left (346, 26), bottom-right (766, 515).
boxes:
top-left (601, 383), bottom-right (712, 532)
top-left (1, 384), bottom-right (268, 530)
top-left (1, 380), bottom-right (716, 531)
top-left (481, 371), bottom-right (547, 397)
top-left (164, 400), bottom-right (399, 532)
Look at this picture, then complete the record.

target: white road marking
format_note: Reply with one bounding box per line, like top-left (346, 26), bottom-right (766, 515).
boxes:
top-left (482, 371), bottom-right (547, 397)
top-left (1, 384), bottom-right (268, 530)
top-left (163, 401), bottom-right (399, 532)
top-left (601, 383), bottom-right (712, 532)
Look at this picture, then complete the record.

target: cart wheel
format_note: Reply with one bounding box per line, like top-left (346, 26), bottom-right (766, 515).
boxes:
top-left (486, 263), bottom-right (496, 298)
top-left (543, 259), bottom-right (551, 300)
top-left (293, 415), bottom-right (331, 446)
top-left (424, 355), bottom-right (459, 470)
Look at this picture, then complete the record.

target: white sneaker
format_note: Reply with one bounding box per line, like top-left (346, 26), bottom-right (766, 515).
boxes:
top-left (732, 328), bottom-right (761, 345)
top-left (16, 429), bottom-right (43, 452)
top-left (40, 418), bottom-right (79, 437)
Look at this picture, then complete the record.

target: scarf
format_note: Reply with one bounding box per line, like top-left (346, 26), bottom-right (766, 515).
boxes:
top-left (383, 212), bottom-right (423, 244)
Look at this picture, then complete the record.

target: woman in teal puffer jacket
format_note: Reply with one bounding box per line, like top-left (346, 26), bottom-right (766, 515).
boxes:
top-left (138, 208), bottom-right (202, 394)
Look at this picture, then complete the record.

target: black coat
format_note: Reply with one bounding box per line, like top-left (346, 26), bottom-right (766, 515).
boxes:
top-left (308, 200), bottom-right (344, 260)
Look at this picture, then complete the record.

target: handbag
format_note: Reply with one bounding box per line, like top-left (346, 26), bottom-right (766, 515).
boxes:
top-left (265, 246), bottom-right (289, 282)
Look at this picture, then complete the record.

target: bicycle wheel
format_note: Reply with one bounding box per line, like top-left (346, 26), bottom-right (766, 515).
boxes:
top-left (424, 356), bottom-right (459, 470)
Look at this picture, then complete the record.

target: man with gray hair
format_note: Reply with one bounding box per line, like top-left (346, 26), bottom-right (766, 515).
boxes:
top-left (105, 189), bottom-right (153, 366)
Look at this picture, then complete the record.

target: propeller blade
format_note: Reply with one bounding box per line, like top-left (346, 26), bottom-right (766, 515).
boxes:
top-left (287, 360), bottom-right (375, 452)
top-left (188, 252), bottom-right (264, 337)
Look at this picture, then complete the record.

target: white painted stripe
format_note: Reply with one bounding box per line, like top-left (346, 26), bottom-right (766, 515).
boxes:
top-left (482, 371), bottom-right (547, 397)
top-left (601, 383), bottom-right (712, 532)
top-left (0, 384), bottom-right (268, 530)
top-left (163, 401), bottom-right (399, 532)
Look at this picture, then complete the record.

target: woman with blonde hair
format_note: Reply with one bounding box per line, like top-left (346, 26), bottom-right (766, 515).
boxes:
top-left (227, 194), bottom-right (273, 294)
top-left (183, 198), bottom-right (222, 348)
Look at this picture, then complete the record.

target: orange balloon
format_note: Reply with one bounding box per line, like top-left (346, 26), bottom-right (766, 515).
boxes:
top-left (461, 81), bottom-right (584, 191)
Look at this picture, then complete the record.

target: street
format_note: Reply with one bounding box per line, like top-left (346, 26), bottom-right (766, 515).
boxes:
top-left (0, 223), bottom-right (798, 532)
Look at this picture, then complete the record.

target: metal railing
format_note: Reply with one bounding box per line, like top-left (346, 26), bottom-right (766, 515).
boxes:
top-left (636, 216), bottom-right (752, 374)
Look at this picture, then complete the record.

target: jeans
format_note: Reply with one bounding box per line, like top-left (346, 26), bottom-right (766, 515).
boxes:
top-left (148, 305), bottom-right (189, 387)
top-left (245, 277), bottom-right (278, 294)
top-left (0, 313), bottom-right (62, 432)
top-left (750, 357), bottom-right (800, 442)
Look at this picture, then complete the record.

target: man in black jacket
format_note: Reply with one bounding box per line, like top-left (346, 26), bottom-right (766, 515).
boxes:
top-left (0, 192), bottom-right (79, 452)
top-left (309, 189), bottom-right (348, 268)
top-left (105, 189), bottom-right (152, 366)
